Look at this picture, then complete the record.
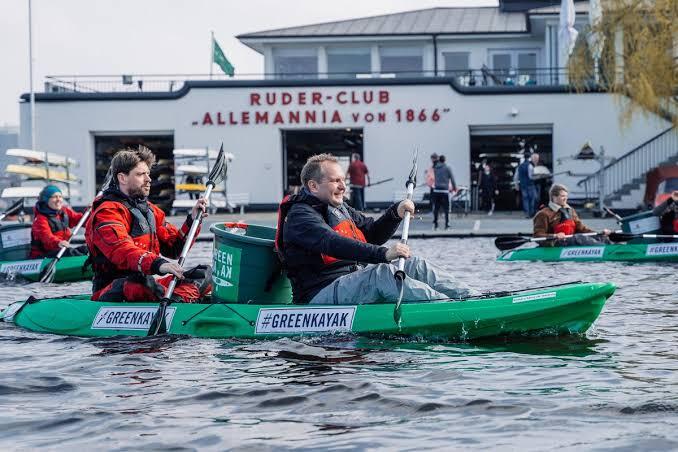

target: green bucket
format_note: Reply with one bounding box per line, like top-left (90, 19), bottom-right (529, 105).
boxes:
top-left (620, 210), bottom-right (661, 243)
top-left (210, 222), bottom-right (292, 304)
top-left (0, 223), bottom-right (32, 261)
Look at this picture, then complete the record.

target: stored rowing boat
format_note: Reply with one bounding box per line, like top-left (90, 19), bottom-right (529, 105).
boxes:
top-left (0, 282), bottom-right (614, 340)
top-left (497, 242), bottom-right (678, 262)
top-left (0, 254), bottom-right (91, 282)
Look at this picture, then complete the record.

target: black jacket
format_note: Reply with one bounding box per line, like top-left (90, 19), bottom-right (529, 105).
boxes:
top-left (653, 197), bottom-right (677, 234)
top-left (280, 190), bottom-right (402, 303)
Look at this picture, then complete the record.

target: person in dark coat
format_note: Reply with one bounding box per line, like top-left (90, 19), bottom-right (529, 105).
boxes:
top-left (478, 163), bottom-right (498, 215)
top-left (275, 153), bottom-right (472, 304)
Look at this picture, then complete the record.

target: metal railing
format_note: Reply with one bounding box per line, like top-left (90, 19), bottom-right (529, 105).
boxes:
top-left (577, 127), bottom-right (678, 202)
top-left (43, 67), bottom-right (577, 94)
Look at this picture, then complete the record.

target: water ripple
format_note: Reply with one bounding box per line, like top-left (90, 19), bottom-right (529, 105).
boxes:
top-left (0, 239), bottom-right (676, 449)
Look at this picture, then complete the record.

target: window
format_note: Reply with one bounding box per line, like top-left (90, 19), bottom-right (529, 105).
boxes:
top-left (443, 51), bottom-right (471, 84)
top-left (380, 46), bottom-right (423, 77)
top-left (327, 47), bottom-right (371, 79)
top-left (272, 48), bottom-right (318, 79)
top-left (489, 50), bottom-right (539, 86)
top-left (443, 52), bottom-right (470, 75)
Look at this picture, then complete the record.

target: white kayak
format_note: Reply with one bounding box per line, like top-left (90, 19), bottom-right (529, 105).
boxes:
top-left (6, 148), bottom-right (78, 167)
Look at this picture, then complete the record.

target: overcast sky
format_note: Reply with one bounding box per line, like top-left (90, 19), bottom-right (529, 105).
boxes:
top-left (0, 0), bottom-right (498, 127)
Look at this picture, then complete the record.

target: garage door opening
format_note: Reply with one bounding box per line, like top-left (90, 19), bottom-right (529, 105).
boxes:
top-left (281, 128), bottom-right (363, 194)
top-left (470, 127), bottom-right (553, 212)
top-left (94, 134), bottom-right (174, 212)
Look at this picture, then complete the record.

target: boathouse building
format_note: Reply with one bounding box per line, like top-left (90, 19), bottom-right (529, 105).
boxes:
top-left (17, 1), bottom-right (676, 212)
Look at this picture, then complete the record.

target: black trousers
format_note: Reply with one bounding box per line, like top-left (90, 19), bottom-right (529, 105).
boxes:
top-left (432, 192), bottom-right (449, 228)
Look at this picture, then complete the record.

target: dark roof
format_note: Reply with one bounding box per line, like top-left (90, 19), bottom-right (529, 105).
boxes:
top-left (237, 7), bottom-right (528, 39)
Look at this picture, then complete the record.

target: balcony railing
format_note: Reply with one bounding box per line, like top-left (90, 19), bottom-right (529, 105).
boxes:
top-left (43, 67), bottom-right (578, 94)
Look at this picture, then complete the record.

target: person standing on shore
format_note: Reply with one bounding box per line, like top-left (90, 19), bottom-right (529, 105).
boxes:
top-left (479, 162), bottom-right (498, 215)
top-left (347, 153), bottom-right (369, 211)
top-left (514, 151), bottom-right (539, 218)
top-left (432, 155), bottom-right (457, 230)
top-left (424, 153), bottom-right (438, 212)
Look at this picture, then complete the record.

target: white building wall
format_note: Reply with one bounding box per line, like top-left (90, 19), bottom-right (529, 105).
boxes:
top-left (19, 83), bottom-right (671, 208)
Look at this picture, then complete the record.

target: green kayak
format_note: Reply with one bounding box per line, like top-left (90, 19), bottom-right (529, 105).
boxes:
top-left (497, 242), bottom-right (678, 262)
top-left (0, 282), bottom-right (615, 341)
top-left (0, 255), bottom-right (92, 282)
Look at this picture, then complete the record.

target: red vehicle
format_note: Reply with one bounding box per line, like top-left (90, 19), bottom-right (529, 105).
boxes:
top-left (644, 165), bottom-right (678, 208)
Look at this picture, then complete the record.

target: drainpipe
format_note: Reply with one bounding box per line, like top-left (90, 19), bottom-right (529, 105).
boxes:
top-left (432, 34), bottom-right (438, 77)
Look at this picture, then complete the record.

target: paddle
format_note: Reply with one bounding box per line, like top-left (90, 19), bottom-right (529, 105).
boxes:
top-left (603, 206), bottom-right (623, 222)
top-left (367, 177), bottom-right (394, 187)
top-left (495, 232), bottom-right (602, 251)
top-left (0, 198), bottom-right (25, 222)
top-left (393, 148), bottom-right (418, 325)
top-left (609, 232), bottom-right (678, 242)
top-left (39, 169), bottom-right (114, 283)
top-left (147, 144), bottom-right (228, 336)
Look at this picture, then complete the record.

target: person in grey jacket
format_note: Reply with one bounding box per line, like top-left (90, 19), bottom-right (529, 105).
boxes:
top-left (432, 155), bottom-right (457, 230)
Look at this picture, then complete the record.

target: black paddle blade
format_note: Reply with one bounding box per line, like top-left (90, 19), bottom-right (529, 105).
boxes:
top-left (393, 273), bottom-right (405, 324)
top-left (147, 299), bottom-right (169, 336)
top-left (100, 167), bottom-right (114, 192)
top-left (38, 258), bottom-right (58, 283)
top-left (207, 144), bottom-right (227, 186)
top-left (0, 198), bottom-right (25, 221)
top-left (608, 232), bottom-right (634, 243)
top-left (494, 236), bottom-right (530, 251)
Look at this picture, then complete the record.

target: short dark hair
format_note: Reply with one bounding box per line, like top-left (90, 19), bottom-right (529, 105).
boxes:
top-left (300, 153), bottom-right (338, 187)
top-left (438, 155), bottom-right (446, 163)
top-left (110, 146), bottom-right (156, 181)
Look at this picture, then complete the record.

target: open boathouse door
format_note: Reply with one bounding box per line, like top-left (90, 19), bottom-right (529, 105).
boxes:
top-left (94, 134), bottom-right (175, 212)
top-left (469, 125), bottom-right (553, 212)
top-left (281, 128), bottom-right (364, 195)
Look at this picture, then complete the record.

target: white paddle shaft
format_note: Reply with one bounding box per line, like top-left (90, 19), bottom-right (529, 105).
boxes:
top-left (396, 180), bottom-right (415, 273)
top-left (163, 183), bottom-right (214, 298)
top-left (53, 190), bottom-right (103, 259)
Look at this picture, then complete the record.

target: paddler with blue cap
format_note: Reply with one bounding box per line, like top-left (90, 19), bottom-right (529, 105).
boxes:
top-left (30, 185), bottom-right (88, 258)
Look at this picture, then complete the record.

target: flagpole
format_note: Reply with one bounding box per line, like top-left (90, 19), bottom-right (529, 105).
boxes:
top-left (28, 0), bottom-right (36, 151)
top-left (210, 30), bottom-right (214, 80)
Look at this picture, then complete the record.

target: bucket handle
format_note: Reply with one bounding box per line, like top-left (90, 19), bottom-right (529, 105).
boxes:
top-left (224, 222), bottom-right (249, 229)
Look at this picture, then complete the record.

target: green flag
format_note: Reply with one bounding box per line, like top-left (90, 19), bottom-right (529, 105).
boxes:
top-left (213, 38), bottom-right (235, 76)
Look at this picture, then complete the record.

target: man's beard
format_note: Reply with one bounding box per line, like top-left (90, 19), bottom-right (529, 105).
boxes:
top-left (128, 185), bottom-right (149, 199)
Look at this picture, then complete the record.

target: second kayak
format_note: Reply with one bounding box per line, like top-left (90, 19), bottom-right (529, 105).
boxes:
top-left (0, 255), bottom-right (92, 283)
top-left (497, 242), bottom-right (678, 262)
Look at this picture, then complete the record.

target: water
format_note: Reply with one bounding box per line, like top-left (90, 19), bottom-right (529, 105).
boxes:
top-left (0, 239), bottom-right (676, 450)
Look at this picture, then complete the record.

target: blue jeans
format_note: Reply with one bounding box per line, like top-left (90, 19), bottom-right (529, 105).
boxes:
top-left (521, 186), bottom-right (538, 217)
top-left (351, 186), bottom-right (365, 211)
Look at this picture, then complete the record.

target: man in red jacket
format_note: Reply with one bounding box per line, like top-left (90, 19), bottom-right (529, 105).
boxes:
top-left (85, 146), bottom-right (210, 302)
top-left (30, 185), bottom-right (88, 258)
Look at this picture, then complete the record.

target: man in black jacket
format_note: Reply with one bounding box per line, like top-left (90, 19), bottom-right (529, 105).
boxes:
top-left (653, 190), bottom-right (678, 240)
top-left (276, 153), bottom-right (472, 305)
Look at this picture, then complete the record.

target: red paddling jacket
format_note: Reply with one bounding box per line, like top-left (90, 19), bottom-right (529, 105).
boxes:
top-left (30, 204), bottom-right (84, 258)
top-left (85, 188), bottom-right (199, 298)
